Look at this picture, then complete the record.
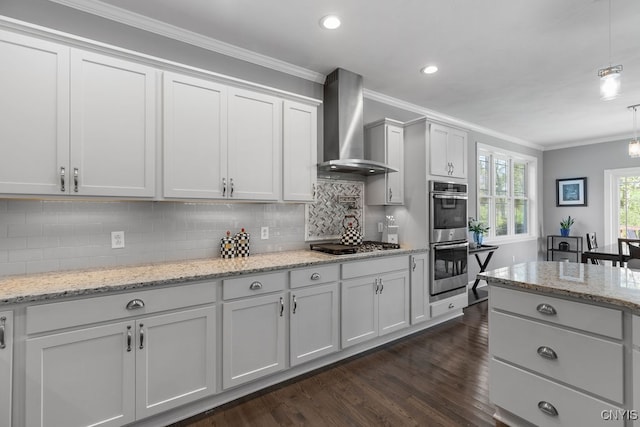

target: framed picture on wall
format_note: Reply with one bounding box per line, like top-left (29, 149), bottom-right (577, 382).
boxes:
top-left (556, 177), bottom-right (587, 206)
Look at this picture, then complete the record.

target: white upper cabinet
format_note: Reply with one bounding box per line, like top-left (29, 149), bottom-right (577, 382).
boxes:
top-left (163, 72), bottom-right (228, 199)
top-left (283, 100), bottom-right (318, 202)
top-left (70, 50), bottom-right (157, 197)
top-left (429, 123), bottom-right (467, 179)
top-left (0, 31), bottom-right (70, 195)
top-left (227, 87), bottom-right (282, 201)
top-left (365, 119), bottom-right (404, 205)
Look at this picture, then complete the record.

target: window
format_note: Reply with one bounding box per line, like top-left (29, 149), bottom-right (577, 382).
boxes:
top-left (604, 167), bottom-right (640, 244)
top-left (476, 144), bottom-right (537, 241)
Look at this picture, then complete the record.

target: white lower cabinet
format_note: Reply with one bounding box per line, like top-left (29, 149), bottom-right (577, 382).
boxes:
top-left (25, 283), bottom-right (216, 427)
top-left (222, 293), bottom-right (286, 389)
top-left (289, 283), bottom-right (339, 366)
top-left (341, 269), bottom-right (409, 348)
top-left (410, 252), bottom-right (429, 324)
top-left (0, 311), bottom-right (13, 427)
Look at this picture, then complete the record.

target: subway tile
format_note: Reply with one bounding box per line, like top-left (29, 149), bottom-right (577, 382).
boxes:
top-left (27, 236), bottom-right (60, 249)
top-left (0, 237), bottom-right (27, 251)
top-left (7, 200), bottom-right (42, 213)
top-left (0, 262), bottom-right (26, 276)
top-left (43, 223), bottom-right (74, 237)
top-left (8, 223), bottom-right (43, 238)
top-left (26, 260), bottom-right (60, 274)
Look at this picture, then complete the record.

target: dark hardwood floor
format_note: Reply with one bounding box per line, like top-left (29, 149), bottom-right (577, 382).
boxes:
top-left (172, 301), bottom-right (493, 427)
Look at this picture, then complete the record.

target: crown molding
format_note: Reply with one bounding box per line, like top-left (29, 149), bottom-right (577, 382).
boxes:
top-left (48, 0), bottom-right (326, 83)
top-left (363, 89), bottom-right (544, 151)
top-left (544, 132), bottom-right (630, 151)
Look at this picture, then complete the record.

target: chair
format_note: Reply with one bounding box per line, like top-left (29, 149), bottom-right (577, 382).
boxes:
top-left (617, 238), bottom-right (640, 267)
top-left (586, 232), bottom-right (599, 264)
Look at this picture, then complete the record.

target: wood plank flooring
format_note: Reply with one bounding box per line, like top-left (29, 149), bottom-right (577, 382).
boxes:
top-left (171, 301), bottom-right (493, 427)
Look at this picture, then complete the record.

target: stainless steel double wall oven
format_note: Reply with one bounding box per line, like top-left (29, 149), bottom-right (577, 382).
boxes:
top-left (429, 181), bottom-right (469, 300)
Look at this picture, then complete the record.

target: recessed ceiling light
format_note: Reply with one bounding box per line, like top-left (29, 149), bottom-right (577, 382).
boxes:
top-left (320, 15), bottom-right (341, 30)
top-left (421, 65), bottom-right (438, 75)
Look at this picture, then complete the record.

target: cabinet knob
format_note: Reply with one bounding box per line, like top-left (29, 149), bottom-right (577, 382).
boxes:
top-left (537, 346), bottom-right (558, 360)
top-left (249, 281), bottom-right (263, 290)
top-left (536, 303), bottom-right (557, 316)
top-left (126, 299), bottom-right (145, 310)
top-left (537, 401), bottom-right (559, 417)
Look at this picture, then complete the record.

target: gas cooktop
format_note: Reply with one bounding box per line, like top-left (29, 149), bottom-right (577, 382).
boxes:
top-left (310, 241), bottom-right (400, 255)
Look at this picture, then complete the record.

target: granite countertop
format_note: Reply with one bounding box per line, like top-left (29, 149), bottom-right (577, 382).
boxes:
top-left (479, 261), bottom-right (640, 312)
top-left (0, 247), bottom-right (426, 306)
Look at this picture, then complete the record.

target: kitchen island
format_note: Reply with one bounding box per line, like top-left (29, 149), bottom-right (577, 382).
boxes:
top-left (480, 261), bottom-right (640, 427)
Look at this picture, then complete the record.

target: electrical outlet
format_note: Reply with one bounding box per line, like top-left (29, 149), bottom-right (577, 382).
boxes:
top-left (261, 226), bottom-right (269, 240)
top-left (512, 255), bottom-right (516, 263)
top-left (111, 231), bottom-right (125, 249)
top-left (378, 222), bottom-right (384, 233)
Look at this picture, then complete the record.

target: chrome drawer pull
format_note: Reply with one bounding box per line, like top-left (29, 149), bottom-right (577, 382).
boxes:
top-left (222, 178), bottom-right (227, 197)
top-left (0, 317), bottom-right (5, 350)
top-left (536, 303), bottom-right (557, 315)
top-left (126, 325), bottom-right (132, 352)
top-left (448, 303), bottom-right (455, 309)
top-left (73, 168), bottom-right (79, 193)
top-left (250, 281), bottom-right (263, 290)
top-left (279, 297), bottom-right (284, 317)
top-left (126, 299), bottom-right (145, 310)
top-left (538, 401), bottom-right (559, 417)
top-left (139, 324), bottom-right (144, 350)
top-left (310, 273), bottom-right (321, 281)
top-left (537, 346), bottom-right (558, 360)
top-left (60, 167), bottom-right (66, 192)
top-left (292, 295), bottom-right (297, 314)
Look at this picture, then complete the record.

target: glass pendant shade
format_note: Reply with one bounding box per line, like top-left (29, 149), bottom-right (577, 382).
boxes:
top-left (629, 140), bottom-right (640, 158)
top-left (599, 67), bottom-right (622, 100)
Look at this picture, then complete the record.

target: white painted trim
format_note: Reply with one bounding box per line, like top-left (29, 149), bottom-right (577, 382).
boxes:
top-left (47, 0), bottom-right (326, 83)
top-left (603, 167), bottom-right (640, 246)
top-left (544, 133), bottom-right (630, 151)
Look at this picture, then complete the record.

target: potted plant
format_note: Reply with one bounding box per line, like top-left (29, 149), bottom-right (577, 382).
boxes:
top-left (560, 215), bottom-right (575, 237)
top-left (468, 218), bottom-right (490, 247)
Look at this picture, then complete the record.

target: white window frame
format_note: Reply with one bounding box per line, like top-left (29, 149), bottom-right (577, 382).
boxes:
top-left (603, 167), bottom-right (640, 245)
top-left (476, 143), bottom-right (538, 244)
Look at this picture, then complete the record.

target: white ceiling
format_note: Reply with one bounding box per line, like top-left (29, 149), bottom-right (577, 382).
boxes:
top-left (56, 0), bottom-right (640, 150)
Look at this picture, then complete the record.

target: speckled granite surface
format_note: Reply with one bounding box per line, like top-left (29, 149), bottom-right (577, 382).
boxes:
top-left (480, 261), bottom-right (640, 311)
top-left (0, 247), bottom-right (426, 305)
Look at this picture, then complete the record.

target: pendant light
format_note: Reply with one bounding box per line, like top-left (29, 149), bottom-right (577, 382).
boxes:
top-left (598, 0), bottom-right (623, 100)
top-left (629, 104), bottom-right (640, 158)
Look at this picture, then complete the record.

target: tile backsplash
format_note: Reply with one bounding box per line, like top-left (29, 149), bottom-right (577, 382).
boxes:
top-left (0, 199), bottom-right (306, 277)
top-left (305, 179), bottom-right (364, 241)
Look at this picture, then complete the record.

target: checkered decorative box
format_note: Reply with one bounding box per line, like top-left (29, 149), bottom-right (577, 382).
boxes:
top-left (235, 229), bottom-right (250, 257)
top-left (220, 232), bottom-right (236, 259)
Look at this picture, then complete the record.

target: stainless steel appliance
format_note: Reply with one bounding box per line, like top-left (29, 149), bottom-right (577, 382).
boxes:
top-left (310, 241), bottom-right (400, 255)
top-left (429, 180), bottom-right (469, 300)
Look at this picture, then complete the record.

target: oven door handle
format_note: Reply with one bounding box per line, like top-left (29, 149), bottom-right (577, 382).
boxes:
top-left (432, 194), bottom-right (468, 200)
top-left (433, 242), bottom-right (469, 250)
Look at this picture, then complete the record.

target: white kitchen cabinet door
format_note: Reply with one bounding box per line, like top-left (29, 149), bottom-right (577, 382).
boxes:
top-left (163, 72), bottom-right (228, 199)
top-left (410, 253), bottom-right (429, 324)
top-left (378, 271), bottom-right (410, 336)
top-left (70, 49), bottom-right (157, 197)
top-left (25, 322), bottom-right (135, 427)
top-left (222, 293), bottom-right (286, 389)
top-left (0, 312), bottom-right (13, 427)
top-left (135, 306), bottom-right (216, 419)
top-left (429, 123), bottom-right (467, 179)
top-left (289, 283), bottom-right (339, 366)
top-left (283, 100), bottom-right (318, 202)
top-left (0, 31), bottom-right (70, 195)
top-left (365, 120), bottom-right (404, 205)
top-left (227, 87), bottom-right (281, 201)
top-left (341, 277), bottom-right (378, 348)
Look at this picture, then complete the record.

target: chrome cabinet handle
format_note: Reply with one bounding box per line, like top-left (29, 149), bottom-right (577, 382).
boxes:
top-left (379, 278), bottom-right (384, 294)
top-left (450, 163), bottom-right (454, 175)
top-left (537, 346), bottom-right (558, 360)
top-left (230, 178), bottom-right (234, 197)
top-left (536, 303), bottom-right (557, 316)
top-left (126, 299), bottom-right (145, 310)
top-left (250, 281), bottom-right (263, 290)
top-left (412, 258), bottom-right (417, 271)
top-left (139, 324), bottom-right (144, 350)
top-left (538, 401), bottom-right (558, 417)
top-left (126, 325), bottom-right (132, 352)
top-left (0, 317), bottom-right (5, 350)
top-left (60, 167), bottom-right (66, 192)
top-left (73, 168), bottom-right (79, 192)
top-left (279, 297), bottom-right (284, 317)
top-left (292, 295), bottom-right (297, 314)
top-left (222, 178), bottom-right (227, 197)
top-left (389, 188), bottom-right (392, 201)
top-left (312, 183), bottom-right (316, 199)
top-left (310, 273), bottom-right (320, 281)
top-left (374, 278), bottom-right (379, 294)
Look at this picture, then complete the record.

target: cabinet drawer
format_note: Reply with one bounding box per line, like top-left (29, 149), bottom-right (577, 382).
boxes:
top-left (430, 292), bottom-right (467, 318)
top-left (27, 281), bottom-right (216, 335)
top-left (490, 310), bottom-right (623, 403)
top-left (223, 271), bottom-right (287, 300)
top-left (490, 286), bottom-right (622, 339)
top-left (490, 359), bottom-right (623, 426)
top-left (341, 256), bottom-right (407, 279)
top-left (290, 264), bottom-right (339, 288)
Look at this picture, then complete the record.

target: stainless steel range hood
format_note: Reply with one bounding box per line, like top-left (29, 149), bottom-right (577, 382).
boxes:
top-left (319, 68), bottom-right (397, 175)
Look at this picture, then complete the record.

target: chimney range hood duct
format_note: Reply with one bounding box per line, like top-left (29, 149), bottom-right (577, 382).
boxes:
top-left (319, 68), bottom-right (397, 175)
